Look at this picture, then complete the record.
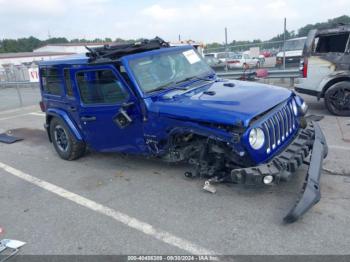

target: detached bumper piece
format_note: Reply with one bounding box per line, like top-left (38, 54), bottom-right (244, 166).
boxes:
top-left (230, 121), bottom-right (328, 223)
top-left (283, 122), bottom-right (327, 223)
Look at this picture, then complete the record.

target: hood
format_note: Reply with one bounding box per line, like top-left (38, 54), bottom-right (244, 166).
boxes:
top-left (148, 80), bottom-right (292, 127)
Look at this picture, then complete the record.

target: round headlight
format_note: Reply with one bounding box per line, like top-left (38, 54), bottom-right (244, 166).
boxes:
top-left (292, 99), bottom-right (298, 116)
top-left (300, 101), bottom-right (308, 115)
top-left (249, 128), bottom-right (265, 150)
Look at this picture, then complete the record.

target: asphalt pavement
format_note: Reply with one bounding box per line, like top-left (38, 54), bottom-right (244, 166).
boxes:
top-left (0, 89), bottom-right (349, 255)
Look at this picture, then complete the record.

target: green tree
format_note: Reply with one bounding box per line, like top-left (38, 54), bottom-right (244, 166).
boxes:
top-left (297, 15), bottom-right (350, 36)
top-left (45, 37), bottom-right (69, 44)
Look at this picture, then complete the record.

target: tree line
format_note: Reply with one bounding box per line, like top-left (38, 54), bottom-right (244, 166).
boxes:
top-left (1, 15), bottom-right (349, 53)
top-left (0, 36), bottom-right (140, 53)
top-left (206, 15), bottom-right (350, 51)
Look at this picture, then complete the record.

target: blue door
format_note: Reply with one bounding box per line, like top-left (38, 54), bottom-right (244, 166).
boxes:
top-left (68, 65), bottom-right (145, 153)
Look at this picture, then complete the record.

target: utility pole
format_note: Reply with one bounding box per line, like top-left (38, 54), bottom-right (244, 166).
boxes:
top-left (225, 27), bottom-right (228, 71)
top-left (283, 18), bottom-right (286, 70)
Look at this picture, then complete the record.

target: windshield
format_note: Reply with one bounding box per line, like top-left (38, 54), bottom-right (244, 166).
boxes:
top-left (284, 38), bottom-right (306, 51)
top-left (129, 48), bottom-right (212, 93)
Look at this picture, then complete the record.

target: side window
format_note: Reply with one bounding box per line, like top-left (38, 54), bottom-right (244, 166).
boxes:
top-left (64, 69), bottom-right (74, 97)
top-left (76, 69), bottom-right (128, 105)
top-left (315, 33), bottom-right (349, 53)
top-left (40, 67), bottom-right (62, 95)
top-left (118, 65), bottom-right (133, 86)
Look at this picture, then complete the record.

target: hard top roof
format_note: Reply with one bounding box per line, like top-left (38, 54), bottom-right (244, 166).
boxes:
top-left (39, 37), bottom-right (169, 66)
top-left (38, 53), bottom-right (89, 66)
top-left (38, 41), bottom-right (194, 67)
top-left (316, 24), bottom-right (350, 35)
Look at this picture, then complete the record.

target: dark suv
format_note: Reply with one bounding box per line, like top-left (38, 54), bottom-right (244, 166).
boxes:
top-left (38, 38), bottom-right (327, 223)
top-left (296, 25), bottom-right (350, 116)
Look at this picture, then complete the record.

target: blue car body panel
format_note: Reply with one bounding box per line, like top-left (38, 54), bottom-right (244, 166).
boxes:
top-left (38, 45), bottom-right (299, 164)
top-left (147, 80), bottom-right (292, 127)
top-left (46, 107), bottom-right (84, 141)
top-left (38, 42), bottom-right (328, 224)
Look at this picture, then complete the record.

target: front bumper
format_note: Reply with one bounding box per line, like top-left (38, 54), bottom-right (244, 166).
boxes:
top-left (231, 121), bottom-right (328, 223)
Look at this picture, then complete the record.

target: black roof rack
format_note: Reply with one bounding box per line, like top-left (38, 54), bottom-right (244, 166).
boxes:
top-left (86, 37), bottom-right (170, 63)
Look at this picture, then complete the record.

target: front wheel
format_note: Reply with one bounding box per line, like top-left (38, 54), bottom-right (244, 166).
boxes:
top-left (324, 81), bottom-right (350, 116)
top-left (49, 117), bottom-right (86, 160)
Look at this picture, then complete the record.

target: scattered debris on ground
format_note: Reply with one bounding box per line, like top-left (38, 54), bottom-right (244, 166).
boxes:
top-left (0, 133), bottom-right (22, 144)
top-left (0, 238), bottom-right (26, 262)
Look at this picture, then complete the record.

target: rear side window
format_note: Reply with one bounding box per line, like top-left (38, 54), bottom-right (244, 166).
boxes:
top-left (314, 33), bottom-right (349, 53)
top-left (40, 67), bottom-right (62, 95)
top-left (76, 69), bottom-right (128, 105)
top-left (64, 69), bottom-right (74, 97)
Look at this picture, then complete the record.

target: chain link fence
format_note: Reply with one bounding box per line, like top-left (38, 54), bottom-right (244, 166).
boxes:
top-left (0, 65), bottom-right (40, 111)
top-left (203, 40), bottom-right (287, 70)
top-left (204, 40), bottom-right (285, 54)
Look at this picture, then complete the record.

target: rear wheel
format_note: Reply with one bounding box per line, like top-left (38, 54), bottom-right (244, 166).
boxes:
top-left (50, 117), bottom-right (86, 160)
top-left (324, 81), bottom-right (350, 116)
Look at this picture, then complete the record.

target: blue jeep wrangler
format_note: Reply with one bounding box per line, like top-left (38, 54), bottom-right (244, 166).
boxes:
top-left (38, 38), bottom-right (327, 223)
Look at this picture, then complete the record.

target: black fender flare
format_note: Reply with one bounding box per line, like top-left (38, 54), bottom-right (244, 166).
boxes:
top-left (45, 109), bottom-right (84, 142)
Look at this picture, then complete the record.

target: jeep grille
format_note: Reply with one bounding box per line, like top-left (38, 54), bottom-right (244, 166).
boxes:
top-left (262, 100), bottom-right (297, 154)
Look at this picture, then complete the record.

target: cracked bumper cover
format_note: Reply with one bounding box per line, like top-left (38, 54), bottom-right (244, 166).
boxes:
top-left (231, 121), bottom-right (328, 223)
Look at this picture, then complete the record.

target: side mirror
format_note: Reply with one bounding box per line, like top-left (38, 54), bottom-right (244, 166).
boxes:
top-left (113, 101), bottom-right (135, 128)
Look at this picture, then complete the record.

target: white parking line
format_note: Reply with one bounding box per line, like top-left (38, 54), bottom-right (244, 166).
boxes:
top-left (0, 161), bottom-right (216, 255)
top-left (0, 112), bottom-right (44, 121)
top-left (0, 105), bottom-right (39, 115)
top-left (0, 113), bottom-right (32, 121)
top-left (328, 145), bottom-right (350, 151)
top-left (28, 112), bottom-right (45, 116)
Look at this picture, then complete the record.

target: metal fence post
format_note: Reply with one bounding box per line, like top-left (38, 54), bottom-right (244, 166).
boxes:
top-left (225, 27), bottom-right (228, 72)
top-left (283, 18), bottom-right (286, 70)
top-left (15, 84), bottom-right (24, 107)
top-left (290, 77), bottom-right (295, 88)
top-left (14, 67), bottom-right (23, 107)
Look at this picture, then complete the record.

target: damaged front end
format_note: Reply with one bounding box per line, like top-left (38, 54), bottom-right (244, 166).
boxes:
top-left (161, 98), bottom-right (327, 223)
top-left (228, 120), bottom-right (328, 223)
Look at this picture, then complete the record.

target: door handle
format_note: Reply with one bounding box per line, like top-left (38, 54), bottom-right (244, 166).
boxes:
top-left (81, 116), bottom-right (96, 122)
top-left (68, 106), bottom-right (77, 112)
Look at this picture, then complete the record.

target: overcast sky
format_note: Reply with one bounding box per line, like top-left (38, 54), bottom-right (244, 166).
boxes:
top-left (0, 0), bottom-right (349, 43)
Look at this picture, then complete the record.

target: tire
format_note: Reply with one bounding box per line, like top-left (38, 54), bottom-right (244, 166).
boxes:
top-left (49, 117), bottom-right (86, 160)
top-left (324, 81), bottom-right (350, 116)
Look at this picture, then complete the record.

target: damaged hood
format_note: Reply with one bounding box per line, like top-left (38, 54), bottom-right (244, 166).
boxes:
top-left (148, 80), bottom-right (292, 127)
